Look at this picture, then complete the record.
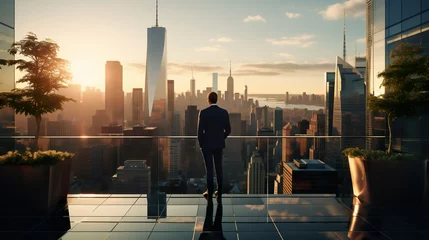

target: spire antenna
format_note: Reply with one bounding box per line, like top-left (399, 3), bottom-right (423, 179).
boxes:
top-left (229, 60), bottom-right (232, 77)
top-left (343, 7), bottom-right (346, 61)
top-left (191, 66), bottom-right (194, 79)
top-left (156, 0), bottom-right (159, 27)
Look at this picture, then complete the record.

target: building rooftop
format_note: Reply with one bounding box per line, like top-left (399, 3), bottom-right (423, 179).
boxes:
top-left (3, 194), bottom-right (428, 239)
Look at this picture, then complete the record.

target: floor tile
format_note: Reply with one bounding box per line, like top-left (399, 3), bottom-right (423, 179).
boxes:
top-left (102, 198), bottom-right (138, 205)
top-left (59, 232), bottom-right (111, 240)
top-left (106, 232), bottom-right (150, 240)
top-left (280, 231), bottom-right (338, 240)
top-left (194, 231), bottom-right (238, 240)
top-left (152, 223), bottom-right (195, 232)
top-left (148, 231), bottom-right (193, 240)
top-left (68, 198), bottom-right (108, 205)
top-left (167, 205), bottom-right (198, 217)
top-left (112, 222), bottom-right (155, 232)
top-left (237, 232), bottom-right (282, 240)
top-left (125, 206), bottom-right (148, 217)
top-left (89, 205), bottom-right (131, 217)
top-left (135, 198), bottom-right (148, 205)
top-left (67, 205), bottom-right (99, 217)
top-left (71, 223), bottom-right (117, 232)
top-left (236, 222), bottom-right (277, 232)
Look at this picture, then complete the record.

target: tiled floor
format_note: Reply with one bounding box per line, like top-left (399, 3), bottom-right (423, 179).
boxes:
top-left (1, 194), bottom-right (428, 239)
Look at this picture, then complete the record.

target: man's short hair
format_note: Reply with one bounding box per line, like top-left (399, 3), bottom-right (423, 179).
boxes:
top-left (208, 92), bottom-right (218, 104)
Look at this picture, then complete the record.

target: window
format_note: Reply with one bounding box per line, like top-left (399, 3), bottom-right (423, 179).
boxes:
top-left (387, 23), bottom-right (401, 36)
top-left (424, 0), bottom-right (429, 11)
top-left (402, 14), bottom-right (421, 30)
top-left (422, 29), bottom-right (429, 55)
top-left (402, 0), bottom-right (421, 20)
top-left (387, 0), bottom-right (401, 27)
top-left (423, 10), bottom-right (429, 23)
top-left (374, 0), bottom-right (386, 32)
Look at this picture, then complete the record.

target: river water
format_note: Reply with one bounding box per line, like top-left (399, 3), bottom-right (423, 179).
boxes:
top-left (252, 97), bottom-right (323, 111)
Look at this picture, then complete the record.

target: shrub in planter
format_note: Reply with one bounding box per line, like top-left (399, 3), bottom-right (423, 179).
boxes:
top-left (0, 149), bottom-right (74, 216)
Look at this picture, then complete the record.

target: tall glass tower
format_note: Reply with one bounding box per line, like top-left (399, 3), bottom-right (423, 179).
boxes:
top-left (0, 0), bottom-right (15, 154)
top-left (144, 0), bottom-right (167, 128)
top-left (366, 0), bottom-right (429, 156)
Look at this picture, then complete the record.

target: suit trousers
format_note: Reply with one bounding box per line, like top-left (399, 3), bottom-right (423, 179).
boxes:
top-left (202, 148), bottom-right (223, 197)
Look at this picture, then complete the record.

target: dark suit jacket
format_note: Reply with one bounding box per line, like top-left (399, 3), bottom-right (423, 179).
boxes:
top-left (198, 105), bottom-right (231, 149)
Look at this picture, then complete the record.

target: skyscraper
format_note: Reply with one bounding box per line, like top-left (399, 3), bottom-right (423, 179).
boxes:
top-left (326, 57), bottom-right (365, 184)
top-left (325, 72), bottom-right (335, 136)
top-left (167, 80), bottom-right (174, 113)
top-left (262, 105), bottom-right (269, 128)
top-left (144, 0), bottom-right (168, 128)
top-left (184, 106), bottom-right (201, 177)
top-left (105, 61), bottom-right (124, 125)
top-left (366, 0), bottom-right (429, 156)
top-left (244, 85), bottom-right (248, 102)
top-left (227, 62), bottom-right (234, 102)
top-left (190, 78), bottom-right (196, 99)
top-left (132, 88), bottom-right (143, 126)
top-left (212, 73), bottom-right (218, 93)
top-left (247, 151), bottom-right (265, 194)
top-left (273, 107), bottom-right (283, 134)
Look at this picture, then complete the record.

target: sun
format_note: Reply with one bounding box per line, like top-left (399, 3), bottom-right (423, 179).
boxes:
top-left (69, 59), bottom-right (104, 90)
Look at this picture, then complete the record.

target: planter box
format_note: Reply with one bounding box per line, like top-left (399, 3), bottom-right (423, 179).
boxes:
top-left (0, 158), bottom-right (71, 216)
top-left (348, 157), bottom-right (427, 207)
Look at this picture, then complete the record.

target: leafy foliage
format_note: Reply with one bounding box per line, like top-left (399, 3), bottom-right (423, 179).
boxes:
top-left (368, 42), bottom-right (429, 153)
top-left (0, 33), bottom-right (74, 143)
top-left (343, 147), bottom-right (415, 161)
top-left (0, 148), bottom-right (74, 166)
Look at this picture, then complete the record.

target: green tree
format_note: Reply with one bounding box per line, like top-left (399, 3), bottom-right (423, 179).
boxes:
top-left (0, 33), bottom-right (74, 148)
top-left (368, 42), bottom-right (429, 153)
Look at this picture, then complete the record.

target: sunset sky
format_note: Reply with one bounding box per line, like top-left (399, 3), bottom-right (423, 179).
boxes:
top-left (15, 0), bottom-right (366, 94)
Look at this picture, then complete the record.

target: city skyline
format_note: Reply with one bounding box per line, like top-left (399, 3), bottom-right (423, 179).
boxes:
top-left (14, 0), bottom-right (366, 94)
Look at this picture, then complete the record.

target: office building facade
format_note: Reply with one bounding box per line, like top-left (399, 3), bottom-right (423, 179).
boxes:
top-left (212, 73), bottom-right (218, 93)
top-left (247, 151), bottom-right (265, 194)
top-left (144, 10), bottom-right (167, 128)
top-left (132, 88), bottom-right (144, 126)
top-left (0, 0), bottom-right (15, 154)
top-left (366, 0), bottom-right (429, 156)
top-left (105, 61), bottom-right (124, 126)
top-left (325, 72), bottom-right (335, 136)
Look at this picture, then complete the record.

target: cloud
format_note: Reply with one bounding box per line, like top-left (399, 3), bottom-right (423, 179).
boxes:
top-left (209, 37), bottom-right (233, 43)
top-left (219, 69), bottom-right (282, 77)
top-left (300, 41), bottom-right (316, 48)
top-left (356, 37), bottom-right (366, 44)
top-left (127, 62), bottom-right (223, 75)
top-left (195, 45), bottom-right (224, 52)
top-left (277, 53), bottom-right (295, 59)
top-left (266, 34), bottom-right (315, 48)
top-left (243, 15), bottom-right (266, 23)
top-left (285, 12), bottom-right (301, 19)
top-left (320, 0), bottom-right (366, 20)
top-left (169, 63), bottom-right (223, 74)
top-left (241, 62), bottom-right (335, 73)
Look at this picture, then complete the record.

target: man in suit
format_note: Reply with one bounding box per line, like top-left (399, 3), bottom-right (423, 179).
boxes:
top-left (198, 92), bottom-right (231, 202)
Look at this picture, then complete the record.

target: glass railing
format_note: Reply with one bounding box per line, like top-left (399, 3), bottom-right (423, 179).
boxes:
top-left (2, 135), bottom-right (422, 198)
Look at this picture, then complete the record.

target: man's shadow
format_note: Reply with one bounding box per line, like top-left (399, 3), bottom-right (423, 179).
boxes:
top-left (199, 200), bottom-right (226, 240)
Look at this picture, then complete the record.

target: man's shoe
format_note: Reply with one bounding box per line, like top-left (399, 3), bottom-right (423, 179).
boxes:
top-left (203, 190), bottom-right (213, 200)
top-left (215, 191), bottom-right (222, 203)
top-left (204, 190), bottom-right (220, 200)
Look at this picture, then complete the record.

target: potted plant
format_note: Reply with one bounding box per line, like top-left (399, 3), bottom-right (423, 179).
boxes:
top-left (343, 43), bottom-right (429, 207)
top-left (0, 33), bottom-right (75, 215)
top-left (0, 149), bottom-right (74, 215)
